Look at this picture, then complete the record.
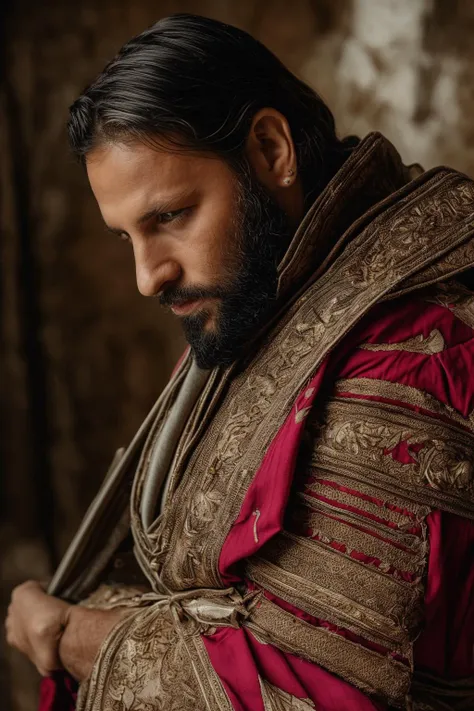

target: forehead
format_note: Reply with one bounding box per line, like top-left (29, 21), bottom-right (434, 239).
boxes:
top-left (85, 140), bottom-right (233, 222)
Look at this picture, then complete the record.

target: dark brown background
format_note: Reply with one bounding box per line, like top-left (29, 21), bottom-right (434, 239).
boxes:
top-left (1, 1), bottom-right (473, 708)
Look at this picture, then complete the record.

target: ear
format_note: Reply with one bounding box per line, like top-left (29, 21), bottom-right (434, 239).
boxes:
top-left (244, 108), bottom-right (297, 190)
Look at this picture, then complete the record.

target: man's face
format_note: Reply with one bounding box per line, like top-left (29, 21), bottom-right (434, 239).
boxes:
top-left (87, 140), bottom-right (292, 368)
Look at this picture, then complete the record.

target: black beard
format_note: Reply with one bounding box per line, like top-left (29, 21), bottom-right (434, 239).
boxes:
top-left (160, 168), bottom-right (293, 369)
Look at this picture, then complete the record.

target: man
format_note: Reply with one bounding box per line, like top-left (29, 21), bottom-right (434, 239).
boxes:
top-left (6, 13), bottom-right (474, 711)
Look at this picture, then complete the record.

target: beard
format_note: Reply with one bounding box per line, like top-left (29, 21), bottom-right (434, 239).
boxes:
top-left (160, 166), bottom-right (293, 369)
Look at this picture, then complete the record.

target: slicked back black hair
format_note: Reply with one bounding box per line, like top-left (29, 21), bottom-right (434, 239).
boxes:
top-left (68, 14), bottom-right (356, 203)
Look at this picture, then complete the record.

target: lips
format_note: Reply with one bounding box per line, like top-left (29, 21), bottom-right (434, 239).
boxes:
top-left (170, 299), bottom-right (203, 317)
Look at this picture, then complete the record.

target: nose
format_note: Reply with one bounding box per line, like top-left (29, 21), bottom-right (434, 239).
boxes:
top-left (134, 244), bottom-right (182, 297)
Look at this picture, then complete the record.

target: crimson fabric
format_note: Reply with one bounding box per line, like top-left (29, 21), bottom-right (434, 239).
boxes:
top-left (219, 360), bottom-right (331, 582)
top-left (38, 673), bottom-right (77, 711)
top-left (203, 627), bottom-right (386, 711)
top-left (415, 511), bottom-right (474, 678)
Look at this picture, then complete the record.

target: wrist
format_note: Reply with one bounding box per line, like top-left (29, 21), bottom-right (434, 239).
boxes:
top-left (58, 600), bottom-right (73, 638)
top-left (58, 606), bottom-right (129, 682)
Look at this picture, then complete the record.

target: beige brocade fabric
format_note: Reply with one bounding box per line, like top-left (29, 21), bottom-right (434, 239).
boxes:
top-left (77, 606), bottom-right (210, 711)
top-left (259, 678), bottom-right (316, 710)
top-left (66, 134), bottom-right (474, 710)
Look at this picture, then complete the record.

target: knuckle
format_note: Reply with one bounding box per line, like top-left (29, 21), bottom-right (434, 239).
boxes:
top-left (32, 618), bottom-right (49, 640)
top-left (13, 580), bottom-right (35, 595)
top-left (11, 584), bottom-right (24, 601)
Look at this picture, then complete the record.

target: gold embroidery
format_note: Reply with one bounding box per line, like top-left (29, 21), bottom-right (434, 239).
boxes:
top-left (259, 677), bottom-right (317, 710)
top-left (359, 328), bottom-right (445, 354)
top-left (295, 406), bottom-right (312, 423)
top-left (247, 556), bottom-right (404, 650)
top-left (302, 465), bottom-right (431, 522)
top-left (77, 604), bottom-right (233, 711)
top-left (393, 233), bottom-right (474, 298)
top-left (246, 596), bottom-right (411, 706)
top-left (77, 607), bottom-right (199, 711)
top-left (312, 398), bottom-right (474, 516)
top-left (427, 278), bottom-right (474, 329)
top-left (246, 530), bottom-right (420, 652)
top-left (277, 133), bottom-right (408, 296)
top-left (335, 376), bottom-right (474, 433)
top-left (289, 504), bottom-right (424, 575)
top-left (297, 492), bottom-right (425, 551)
top-left (302, 477), bottom-right (416, 529)
top-left (185, 634), bottom-right (236, 711)
top-left (79, 584), bottom-right (149, 610)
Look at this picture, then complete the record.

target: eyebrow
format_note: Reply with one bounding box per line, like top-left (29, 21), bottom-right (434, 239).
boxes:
top-left (105, 191), bottom-right (193, 236)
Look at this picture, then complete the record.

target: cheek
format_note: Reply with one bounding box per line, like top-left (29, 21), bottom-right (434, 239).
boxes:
top-left (186, 202), bottom-right (239, 281)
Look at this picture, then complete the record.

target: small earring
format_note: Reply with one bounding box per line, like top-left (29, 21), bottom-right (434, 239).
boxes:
top-left (283, 177), bottom-right (292, 186)
top-left (288, 168), bottom-right (295, 176)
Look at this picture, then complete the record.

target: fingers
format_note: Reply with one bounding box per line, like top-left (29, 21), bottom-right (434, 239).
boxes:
top-left (5, 580), bottom-right (44, 653)
top-left (5, 606), bottom-right (60, 676)
top-left (5, 580), bottom-right (68, 677)
top-left (11, 580), bottom-right (45, 600)
top-left (5, 603), bottom-right (23, 652)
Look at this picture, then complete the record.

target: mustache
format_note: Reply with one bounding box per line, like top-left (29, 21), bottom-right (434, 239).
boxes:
top-left (158, 284), bottom-right (227, 308)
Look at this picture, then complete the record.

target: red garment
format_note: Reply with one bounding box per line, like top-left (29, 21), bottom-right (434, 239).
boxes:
top-left (40, 290), bottom-right (474, 709)
top-left (39, 673), bottom-right (77, 711)
top-left (209, 291), bottom-right (474, 710)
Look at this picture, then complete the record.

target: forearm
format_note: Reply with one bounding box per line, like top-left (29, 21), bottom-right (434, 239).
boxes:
top-left (58, 605), bottom-right (130, 681)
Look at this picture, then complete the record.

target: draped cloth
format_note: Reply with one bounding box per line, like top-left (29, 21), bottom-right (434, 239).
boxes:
top-left (42, 133), bottom-right (474, 710)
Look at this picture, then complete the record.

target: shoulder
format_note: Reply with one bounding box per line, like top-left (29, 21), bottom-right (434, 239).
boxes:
top-left (332, 279), bottom-right (474, 431)
top-left (305, 280), bottom-right (474, 513)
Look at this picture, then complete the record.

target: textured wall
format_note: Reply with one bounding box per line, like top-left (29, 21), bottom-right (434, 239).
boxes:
top-left (1, 1), bottom-right (473, 708)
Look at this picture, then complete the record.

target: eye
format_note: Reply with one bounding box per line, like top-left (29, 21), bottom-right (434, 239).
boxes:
top-left (156, 208), bottom-right (188, 225)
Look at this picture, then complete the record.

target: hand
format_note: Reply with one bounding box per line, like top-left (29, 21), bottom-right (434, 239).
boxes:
top-left (5, 580), bottom-right (72, 676)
